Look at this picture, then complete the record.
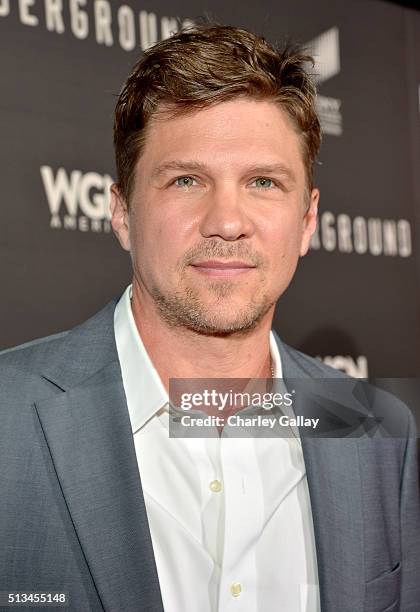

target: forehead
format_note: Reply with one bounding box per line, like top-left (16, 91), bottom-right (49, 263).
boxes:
top-left (137, 98), bottom-right (306, 179)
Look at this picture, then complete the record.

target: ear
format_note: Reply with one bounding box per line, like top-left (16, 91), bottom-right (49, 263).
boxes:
top-left (110, 184), bottom-right (131, 252)
top-left (299, 188), bottom-right (319, 257)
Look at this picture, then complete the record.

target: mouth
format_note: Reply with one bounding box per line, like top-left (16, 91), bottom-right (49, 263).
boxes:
top-left (189, 260), bottom-right (257, 277)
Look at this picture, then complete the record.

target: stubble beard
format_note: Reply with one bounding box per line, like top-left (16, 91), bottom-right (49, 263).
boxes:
top-left (150, 275), bottom-right (276, 337)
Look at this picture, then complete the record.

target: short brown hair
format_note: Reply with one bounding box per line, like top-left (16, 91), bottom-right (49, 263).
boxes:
top-left (114, 22), bottom-right (321, 206)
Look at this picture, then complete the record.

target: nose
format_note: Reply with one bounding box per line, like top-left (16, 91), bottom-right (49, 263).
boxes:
top-left (198, 184), bottom-right (255, 241)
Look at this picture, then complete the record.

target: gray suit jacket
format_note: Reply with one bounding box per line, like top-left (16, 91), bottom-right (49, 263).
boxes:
top-left (0, 295), bottom-right (419, 612)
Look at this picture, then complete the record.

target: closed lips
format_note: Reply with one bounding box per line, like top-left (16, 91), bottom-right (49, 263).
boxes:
top-left (191, 261), bottom-right (255, 268)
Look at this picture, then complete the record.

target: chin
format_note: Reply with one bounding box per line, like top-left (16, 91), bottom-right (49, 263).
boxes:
top-left (186, 320), bottom-right (260, 337)
top-left (152, 284), bottom-right (275, 335)
top-left (185, 305), bottom-right (269, 336)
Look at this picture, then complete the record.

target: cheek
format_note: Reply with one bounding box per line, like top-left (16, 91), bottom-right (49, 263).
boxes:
top-left (139, 215), bottom-right (187, 271)
top-left (264, 219), bottom-right (304, 280)
top-left (265, 216), bottom-right (303, 255)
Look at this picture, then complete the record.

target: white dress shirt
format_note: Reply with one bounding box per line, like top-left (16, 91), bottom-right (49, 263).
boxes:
top-left (114, 284), bottom-right (320, 612)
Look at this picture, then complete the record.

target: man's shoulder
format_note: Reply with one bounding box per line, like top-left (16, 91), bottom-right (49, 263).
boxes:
top-left (0, 329), bottom-right (69, 359)
top-left (276, 335), bottom-right (414, 434)
top-left (0, 295), bottom-right (121, 391)
top-left (0, 330), bottom-right (71, 385)
top-left (0, 331), bottom-right (71, 410)
top-left (273, 332), bottom-right (350, 380)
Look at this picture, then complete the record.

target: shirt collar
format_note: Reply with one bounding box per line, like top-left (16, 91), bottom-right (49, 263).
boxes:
top-left (114, 284), bottom-right (283, 434)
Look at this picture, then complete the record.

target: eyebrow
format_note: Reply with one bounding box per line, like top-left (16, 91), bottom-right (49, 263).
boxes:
top-left (150, 160), bottom-right (297, 182)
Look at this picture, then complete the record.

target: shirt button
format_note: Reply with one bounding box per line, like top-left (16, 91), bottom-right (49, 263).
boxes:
top-left (230, 582), bottom-right (242, 597)
top-left (209, 479), bottom-right (222, 492)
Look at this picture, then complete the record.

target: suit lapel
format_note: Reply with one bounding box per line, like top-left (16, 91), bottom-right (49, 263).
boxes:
top-left (277, 336), bottom-right (365, 612)
top-left (34, 299), bottom-right (164, 612)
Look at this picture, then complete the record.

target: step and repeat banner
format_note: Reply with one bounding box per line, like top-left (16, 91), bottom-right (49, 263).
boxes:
top-left (0, 0), bottom-right (419, 378)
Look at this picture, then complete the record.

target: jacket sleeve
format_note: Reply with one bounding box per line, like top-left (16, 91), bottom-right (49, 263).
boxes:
top-left (400, 406), bottom-right (420, 611)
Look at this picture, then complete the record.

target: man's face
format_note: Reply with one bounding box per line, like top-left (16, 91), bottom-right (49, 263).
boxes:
top-left (111, 97), bottom-right (319, 335)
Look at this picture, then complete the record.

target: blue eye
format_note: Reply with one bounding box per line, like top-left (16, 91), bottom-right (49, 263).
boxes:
top-left (252, 177), bottom-right (275, 188)
top-left (174, 176), bottom-right (197, 187)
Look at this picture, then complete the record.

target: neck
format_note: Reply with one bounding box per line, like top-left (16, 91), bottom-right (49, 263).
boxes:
top-left (129, 281), bottom-right (275, 393)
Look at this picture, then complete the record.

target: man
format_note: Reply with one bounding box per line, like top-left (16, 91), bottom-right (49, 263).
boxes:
top-left (0, 23), bottom-right (419, 612)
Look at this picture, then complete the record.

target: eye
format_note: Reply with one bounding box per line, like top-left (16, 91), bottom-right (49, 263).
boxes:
top-left (251, 177), bottom-right (277, 189)
top-left (173, 176), bottom-right (198, 188)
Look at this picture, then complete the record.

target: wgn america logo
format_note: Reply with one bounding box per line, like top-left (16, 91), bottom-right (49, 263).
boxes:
top-left (0, 0), bottom-right (194, 52)
top-left (318, 355), bottom-right (368, 378)
top-left (41, 166), bottom-right (113, 233)
top-left (306, 27), bottom-right (342, 136)
top-left (311, 211), bottom-right (412, 257)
